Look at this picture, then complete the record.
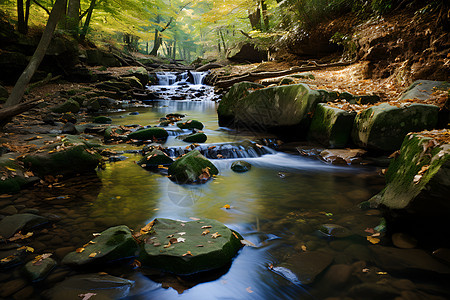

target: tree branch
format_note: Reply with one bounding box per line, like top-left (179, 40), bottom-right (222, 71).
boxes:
top-left (32, 0), bottom-right (50, 15)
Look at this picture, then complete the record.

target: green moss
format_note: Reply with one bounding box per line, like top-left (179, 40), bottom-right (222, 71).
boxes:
top-left (127, 127), bottom-right (168, 141)
top-left (181, 132), bottom-right (207, 143)
top-left (168, 150), bottom-right (218, 183)
top-left (51, 99), bottom-right (80, 114)
top-left (138, 149), bottom-right (173, 168)
top-left (177, 120), bottom-right (204, 130)
top-left (94, 116), bottom-right (112, 124)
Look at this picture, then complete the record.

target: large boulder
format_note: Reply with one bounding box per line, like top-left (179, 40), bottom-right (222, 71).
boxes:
top-left (21, 144), bottom-right (101, 177)
top-left (352, 103), bottom-right (439, 152)
top-left (369, 130), bottom-right (449, 214)
top-left (0, 213), bottom-right (49, 239)
top-left (400, 80), bottom-right (449, 101)
top-left (127, 127), bottom-right (168, 141)
top-left (217, 81), bottom-right (264, 127)
top-left (51, 99), bottom-right (80, 114)
top-left (220, 83), bottom-right (333, 138)
top-left (179, 132), bottom-right (207, 143)
top-left (308, 103), bottom-right (356, 148)
top-left (85, 49), bottom-right (121, 67)
top-left (177, 120), bottom-right (204, 130)
top-left (168, 150), bottom-right (218, 183)
top-left (139, 218), bottom-right (243, 274)
top-left (62, 225), bottom-right (138, 266)
top-left (44, 274), bottom-right (134, 300)
top-left (227, 43), bottom-right (267, 63)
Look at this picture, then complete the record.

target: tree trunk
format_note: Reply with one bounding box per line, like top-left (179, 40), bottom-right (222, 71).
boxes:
top-left (248, 8), bottom-right (261, 30)
top-left (67, 0), bottom-right (80, 37)
top-left (4, 0), bottom-right (67, 109)
top-left (261, 0), bottom-right (269, 31)
top-left (79, 0), bottom-right (95, 40)
top-left (24, 0), bottom-right (31, 32)
top-left (17, 0), bottom-right (27, 34)
top-left (172, 37), bottom-right (176, 60)
top-left (219, 29), bottom-right (227, 53)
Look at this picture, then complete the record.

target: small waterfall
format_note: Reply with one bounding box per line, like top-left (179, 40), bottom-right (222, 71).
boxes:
top-left (191, 71), bottom-right (206, 85)
top-left (156, 72), bottom-right (177, 85)
top-left (164, 140), bottom-right (277, 159)
top-left (155, 71), bottom-right (208, 85)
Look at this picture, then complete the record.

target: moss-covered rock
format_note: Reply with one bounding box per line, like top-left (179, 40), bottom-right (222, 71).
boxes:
top-left (51, 99), bottom-right (80, 114)
top-left (62, 225), bottom-right (138, 266)
top-left (121, 76), bottom-right (143, 89)
top-left (231, 160), bottom-right (252, 172)
top-left (352, 103), bottom-right (439, 152)
top-left (220, 83), bottom-right (333, 137)
top-left (369, 130), bottom-right (450, 215)
top-left (95, 80), bottom-right (131, 92)
top-left (400, 80), bottom-right (449, 101)
top-left (138, 149), bottom-right (173, 168)
top-left (308, 103), bottom-right (356, 148)
top-left (0, 213), bottom-right (49, 239)
top-left (139, 218), bottom-right (243, 275)
top-left (279, 77), bottom-right (295, 85)
top-left (177, 120), bottom-right (204, 130)
top-left (0, 155), bottom-right (37, 194)
top-left (127, 127), bottom-right (168, 141)
top-left (23, 257), bottom-right (56, 282)
top-left (123, 67), bottom-right (149, 86)
top-left (180, 132), bottom-right (207, 143)
top-left (93, 116), bottom-right (112, 124)
top-left (218, 81), bottom-right (264, 127)
top-left (21, 144), bottom-right (101, 177)
top-left (168, 150), bottom-right (218, 183)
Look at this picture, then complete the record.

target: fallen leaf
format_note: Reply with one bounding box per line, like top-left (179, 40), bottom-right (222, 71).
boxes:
top-left (164, 242), bottom-right (172, 248)
top-left (177, 237), bottom-right (186, 243)
top-left (88, 252), bottom-right (97, 258)
top-left (76, 247), bottom-right (85, 253)
top-left (202, 229), bottom-right (210, 235)
top-left (367, 236), bottom-right (380, 244)
top-left (418, 165), bottom-right (430, 175)
top-left (241, 239), bottom-right (256, 247)
top-left (169, 238), bottom-right (178, 244)
top-left (301, 245), bottom-right (307, 252)
top-left (182, 251), bottom-right (193, 256)
top-left (211, 232), bottom-right (221, 239)
top-left (167, 234), bottom-right (174, 238)
top-left (32, 253), bottom-right (52, 265)
top-left (0, 255), bottom-right (15, 263)
top-left (362, 268), bottom-right (370, 273)
top-left (377, 271), bottom-right (388, 275)
top-left (222, 204), bottom-right (231, 209)
top-left (131, 259), bottom-right (141, 268)
top-left (78, 293), bottom-right (97, 300)
top-left (371, 232), bottom-right (381, 237)
top-left (140, 220), bottom-right (156, 235)
top-left (196, 245), bottom-right (204, 247)
top-left (17, 246), bottom-right (34, 253)
top-left (189, 217), bottom-right (200, 221)
top-left (8, 231), bottom-right (33, 242)
top-left (178, 232), bottom-right (186, 236)
top-left (232, 232), bottom-right (240, 240)
top-left (92, 233), bottom-right (101, 237)
top-left (365, 228), bottom-right (375, 234)
top-left (98, 272), bottom-right (108, 275)
top-left (201, 225), bottom-right (212, 229)
top-left (246, 287), bottom-right (253, 293)
top-left (153, 242), bottom-right (161, 247)
top-left (413, 174), bottom-right (422, 184)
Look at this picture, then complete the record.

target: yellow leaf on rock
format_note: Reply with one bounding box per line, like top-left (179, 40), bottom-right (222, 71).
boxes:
top-left (76, 248), bottom-right (85, 253)
top-left (89, 252), bottom-right (97, 258)
top-left (202, 229), bottom-right (210, 235)
top-left (367, 236), bottom-right (380, 244)
top-left (17, 246), bottom-right (34, 252)
top-left (211, 232), bottom-right (221, 239)
top-left (222, 204), bottom-right (231, 209)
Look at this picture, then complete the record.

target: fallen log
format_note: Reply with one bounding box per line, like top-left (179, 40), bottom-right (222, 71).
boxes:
top-left (0, 98), bottom-right (44, 128)
top-left (213, 60), bottom-right (356, 89)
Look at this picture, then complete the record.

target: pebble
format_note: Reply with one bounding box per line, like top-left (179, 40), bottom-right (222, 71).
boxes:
top-left (392, 233), bottom-right (417, 249)
top-left (0, 205), bottom-right (17, 215)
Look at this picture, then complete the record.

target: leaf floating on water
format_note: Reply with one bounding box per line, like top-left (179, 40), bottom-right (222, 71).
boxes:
top-left (202, 229), bottom-right (210, 235)
top-left (182, 251), bottom-right (193, 257)
top-left (88, 252), bottom-right (97, 258)
top-left (222, 204), bottom-right (231, 209)
top-left (246, 287), bottom-right (253, 293)
top-left (367, 236), bottom-right (380, 244)
top-left (1, 255), bottom-right (15, 263)
top-left (76, 247), bottom-right (85, 253)
top-left (78, 293), bottom-right (97, 300)
top-left (211, 232), bottom-right (221, 239)
top-left (131, 259), bottom-right (141, 268)
top-left (241, 239), bottom-right (256, 247)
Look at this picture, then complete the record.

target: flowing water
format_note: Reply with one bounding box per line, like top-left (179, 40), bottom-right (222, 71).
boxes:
top-left (3, 75), bottom-right (449, 299)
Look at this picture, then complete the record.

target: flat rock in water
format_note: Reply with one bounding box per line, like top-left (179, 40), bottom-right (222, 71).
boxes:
top-left (23, 257), bottom-right (57, 282)
top-left (276, 251), bottom-right (333, 284)
top-left (177, 119), bottom-right (204, 130)
top-left (127, 127), bottom-right (168, 141)
top-left (371, 245), bottom-right (450, 274)
top-left (0, 213), bottom-right (48, 239)
top-left (180, 132), bottom-right (207, 143)
top-left (318, 224), bottom-right (352, 238)
top-left (62, 225), bottom-right (138, 266)
top-left (139, 218), bottom-right (243, 275)
top-left (138, 149), bottom-right (173, 168)
top-left (231, 160), bottom-right (252, 172)
top-left (44, 274), bottom-right (134, 300)
top-left (168, 150), bottom-right (218, 183)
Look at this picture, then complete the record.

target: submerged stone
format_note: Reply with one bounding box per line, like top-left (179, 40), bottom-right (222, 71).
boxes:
top-left (44, 274), bottom-right (134, 300)
top-left (308, 103), bottom-right (356, 148)
top-left (168, 150), bottom-right (218, 183)
top-left (139, 218), bottom-right (243, 274)
top-left (231, 160), bottom-right (252, 172)
top-left (138, 149), bottom-right (173, 168)
top-left (127, 127), bottom-right (168, 141)
top-left (177, 119), bottom-right (204, 130)
top-left (0, 155), bottom-right (36, 194)
top-left (93, 116), bottom-right (112, 124)
top-left (318, 224), bottom-right (352, 238)
top-left (0, 213), bottom-right (49, 239)
top-left (23, 257), bottom-right (57, 282)
top-left (62, 225), bottom-right (138, 266)
top-left (351, 103), bottom-right (439, 152)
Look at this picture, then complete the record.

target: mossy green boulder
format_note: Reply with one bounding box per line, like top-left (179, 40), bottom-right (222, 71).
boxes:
top-left (177, 120), bottom-right (204, 130)
top-left (21, 144), bottom-right (101, 177)
top-left (0, 155), bottom-right (35, 193)
top-left (180, 132), bottom-right (207, 143)
top-left (369, 130), bottom-right (450, 215)
top-left (139, 218), bottom-right (243, 274)
top-left (219, 83), bottom-right (333, 137)
top-left (127, 127), bottom-right (168, 141)
top-left (121, 76), bottom-right (143, 89)
top-left (51, 99), bottom-right (80, 114)
top-left (352, 103), bottom-right (439, 152)
top-left (168, 150), bottom-right (218, 183)
top-left (62, 225), bottom-right (138, 266)
top-left (23, 257), bottom-right (57, 282)
top-left (138, 149), bottom-right (173, 168)
top-left (93, 116), bottom-right (112, 124)
top-left (231, 160), bottom-right (252, 172)
top-left (123, 67), bottom-right (149, 86)
top-left (218, 81), bottom-right (264, 127)
top-left (308, 103), bottom-right (356, 148)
